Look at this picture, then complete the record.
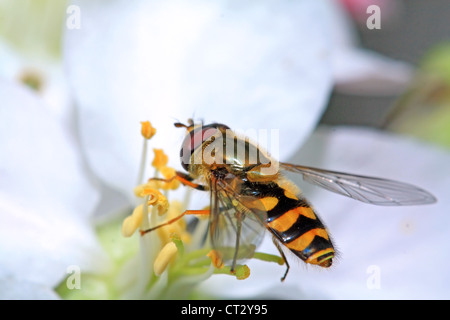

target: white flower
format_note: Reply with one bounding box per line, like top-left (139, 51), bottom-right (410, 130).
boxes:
top-left (3, 0), bottom-right (447, 300)
top-left (0, 78), bottom-right (108, 299)
top-left (0, 0), bottom-right (72, 125)
top-left (61, 0), bottom-right (450, 300)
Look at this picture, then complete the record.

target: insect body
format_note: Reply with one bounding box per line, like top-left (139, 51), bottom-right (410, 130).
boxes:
top-left (143, 120), bottom-right (437, 280)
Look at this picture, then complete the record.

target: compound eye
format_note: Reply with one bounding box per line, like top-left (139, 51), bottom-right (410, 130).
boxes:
top-left (180, 126), bottom-right (220, 170)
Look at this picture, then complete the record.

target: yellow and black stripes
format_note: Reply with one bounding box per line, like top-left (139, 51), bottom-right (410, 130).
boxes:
top-left (178, 121), bottom-right (335, 270)
top-left (241, 179), bottom-right (335, 267)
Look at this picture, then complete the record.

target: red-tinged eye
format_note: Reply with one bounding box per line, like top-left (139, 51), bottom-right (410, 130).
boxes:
top-left (180, 123), bottom-right (229, 170)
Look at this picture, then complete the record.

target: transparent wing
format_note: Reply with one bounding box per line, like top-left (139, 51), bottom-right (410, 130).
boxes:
top-left (208, 175), bottom-right (267, 265)
top-left (280, 163), bottom-right (437, 206)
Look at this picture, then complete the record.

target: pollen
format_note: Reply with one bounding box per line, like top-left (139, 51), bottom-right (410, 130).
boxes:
top-left (159, 166), bottom-right (180, 190)
top-left (121, 204), bottom-right (144, 237)
top-left (152, 148), bottom-right (168, 169)
top-left (141, 121), bottom-right (156, 140)
top-left (157, 200), bottom-right (191, 245)
top-left (207, 250), bottom-right (224, 269)
top-left (150, 192), bottom-right (169, 216)
top-left (134, 181), bottom-right (162, 195)
top-left (154, 242), bottom-right (178, 276)
top-left (134, 187), bottom-right (169, 216)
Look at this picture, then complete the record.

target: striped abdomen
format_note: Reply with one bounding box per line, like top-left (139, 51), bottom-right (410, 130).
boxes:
top-left (244, 179), bottom-right (335, 267)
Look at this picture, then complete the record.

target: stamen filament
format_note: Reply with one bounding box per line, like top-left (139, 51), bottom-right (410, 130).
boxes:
top-left (136, 137), bottom-right (148, 186)
top-left (134, 194), bottom-right (156, 297)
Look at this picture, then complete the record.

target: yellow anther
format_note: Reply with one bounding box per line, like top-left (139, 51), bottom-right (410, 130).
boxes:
top-left (134, 181), bottom-right (161, 197)
top-left (140, 121), bottom-right (156, 140)
top-left (207, 250), bottom-right (224, 269)
top-left (19, 69), bottom-right (44, 92)
top-left (153, 194), bottom-right (169, 216)
top-left (133, 187), bottom-right (169, 216)
top-left (157, 201), bottom-right (191, 245)
top-left (153, 242), bottom-right (178, 276)
top-left (134, 186), bottom-right (156, 198)
top-left (121, 204), bottom-right (144, 237)
top-left (152, 148), bottom-right (168, 170)
top-left (133, 184), bottom-right (146, 198)
top-left (159, 166), bottom-right (180, 190)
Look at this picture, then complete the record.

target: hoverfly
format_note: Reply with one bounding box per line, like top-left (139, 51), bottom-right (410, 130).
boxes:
top-left (142, 120), bottom-right (437, 280)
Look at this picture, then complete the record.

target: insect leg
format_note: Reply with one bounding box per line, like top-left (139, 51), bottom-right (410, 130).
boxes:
top-left (230, 213), bottom-right (242, 274)
top-left (272, 237), bottom-right (290, 282)
top-left (149, 171), bottom-right (207, 191)
top-left (140, 209), bottom-right (210, 235)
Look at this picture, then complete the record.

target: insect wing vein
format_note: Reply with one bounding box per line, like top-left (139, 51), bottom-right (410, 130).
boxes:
top-left (208, 176), bottom-right (266, 264)
top-left (280, 163), bottom-right (437, 206)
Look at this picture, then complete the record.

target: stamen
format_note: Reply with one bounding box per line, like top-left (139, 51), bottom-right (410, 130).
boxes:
top-left (152, 148), bottom-right (168, 169)
top-left (157, 201), bottom-right (191, 245)
top-left (136, 121), bottom-right (154, 186)
top-left (152, 193), bottom-right (169, 216)
top-left (133, 182), bottom-right (160, 197)
top-left (121, 204), bottom-right (144, 237)
top-left (159, 167), bottom-right (181, 190)
top-left (154, 242), bottom-right (178, 276)
top-left (207, 250), bottom-right (224, 269)
top-left (134, 187), bottom-right (169, 216)
top-left (141, 121), bottom-right (156, 140)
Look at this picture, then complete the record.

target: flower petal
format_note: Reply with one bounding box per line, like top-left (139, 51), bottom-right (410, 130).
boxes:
top-left (0, 79), bottom-right (107, 296)
top-left (64, 0), bottom-right (334, 201)
top-left (0, 0), bottom-right (73, 125)
top-left (332, 48), bottom-right (414, 96)
top-left (0, 78), bottom-right (99, 219)
top-left (0, 278), bottom-right (61, 300)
